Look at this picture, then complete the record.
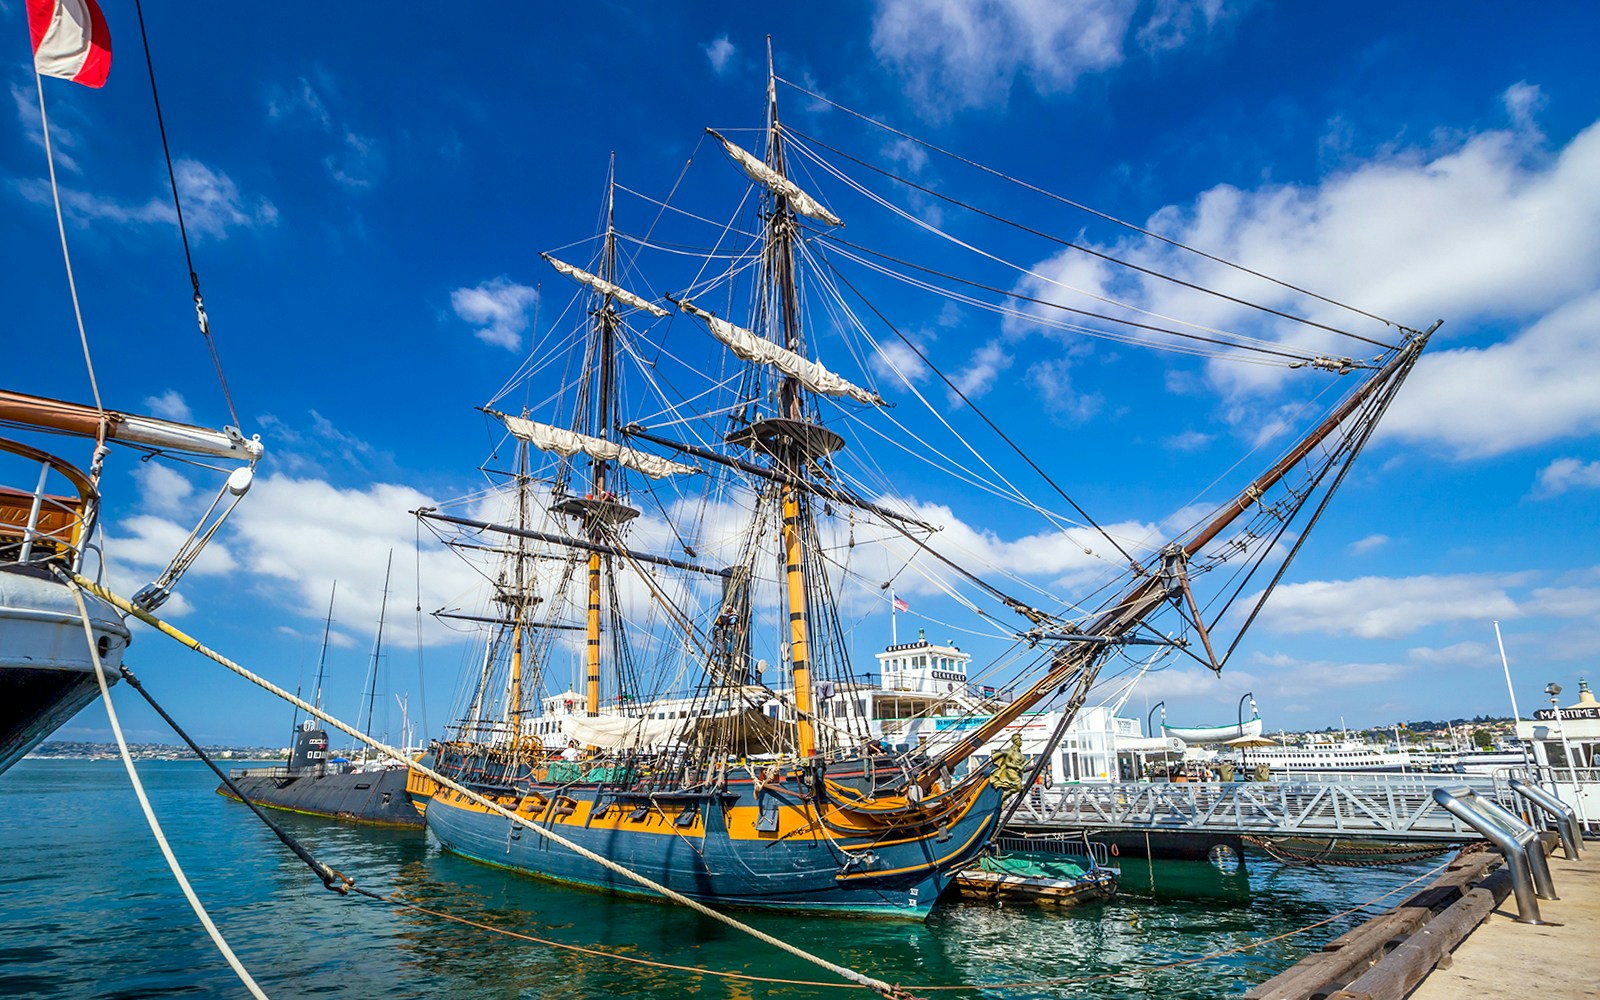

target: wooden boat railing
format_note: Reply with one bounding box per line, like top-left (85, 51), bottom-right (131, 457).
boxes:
top-left (0, 436), bottom-right (97, 571)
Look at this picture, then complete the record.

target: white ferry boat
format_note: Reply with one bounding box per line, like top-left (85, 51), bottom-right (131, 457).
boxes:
top-left (1230, 737), bottom-right (1411, 774)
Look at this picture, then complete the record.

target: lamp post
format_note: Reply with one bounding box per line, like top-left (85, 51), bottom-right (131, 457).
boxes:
top-left (1546, 683), bottom-right (1592, 835)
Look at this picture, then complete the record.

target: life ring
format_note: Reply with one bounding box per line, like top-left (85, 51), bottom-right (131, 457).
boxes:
top-left (1110, 843), bottom-right (1120, 857)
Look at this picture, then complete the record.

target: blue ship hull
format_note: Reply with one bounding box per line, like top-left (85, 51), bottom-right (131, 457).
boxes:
top-left (418, 763), bottom-right (1002, 919)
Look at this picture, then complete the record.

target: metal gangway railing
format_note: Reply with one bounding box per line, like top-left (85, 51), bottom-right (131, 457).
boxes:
top-left (1008, 772), bottom-right (1514, 842)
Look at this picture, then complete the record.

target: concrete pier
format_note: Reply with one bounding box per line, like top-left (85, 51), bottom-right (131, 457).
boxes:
top-left (1409, 848), bottom-right (1598, 1000)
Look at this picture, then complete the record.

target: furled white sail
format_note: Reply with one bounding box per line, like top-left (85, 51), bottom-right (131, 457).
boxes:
top-left (543, 254), bottom-right (669, 318)
top-left (493, 412), bottom-right (696, 479)
top-left (707, 129), bottom-right (843, 227)
top-left (679, 301), bottom-right (884, 406)
top-left (563, 713), bottom-right (687, 750)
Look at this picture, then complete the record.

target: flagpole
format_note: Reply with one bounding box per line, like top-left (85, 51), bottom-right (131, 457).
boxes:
top-left (890, 588), bottom-right (898, 646)
top-left (1493, 620), bottom-right (1521, 722)
top-left (34, 71), bottom-right (106, 437)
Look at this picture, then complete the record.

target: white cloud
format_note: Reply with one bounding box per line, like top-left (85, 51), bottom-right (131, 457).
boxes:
top-left (1348, 533), bottom-right (1388, 555)
top-left (451, 277), bottom-right (538, 351)
top-left (705, 36), bottom-right (736, 77)
top-left (1523, 585), bottom-right (1600, 619)
top-left (1381, 292), bottom-right (1600, 457)
top-left (142, 389), bottom-right (194, 423)
top-left (1532, 457), bottom-right (1600, 498)
top-left (266, 76), bottom-right (332, 129)
top-left (1008, 89), bottom-right (1600, 459)
top-left (1027, 357), bottom-right (1103, 423)
top-left (12, 81), bottom-right (80, 173)
top-left (871, 0), bottom-right (1142, 117)
top-left (1253, 572), bottom-right (1527, 640)
top-left (173, 159), bottom-right (280, 237)
top-left (265, 73), bottom-right (382, 190)
top-left (224, 474), bottom-right (482, 642)
top-left (108, 513), bottom-right (238, 578)
top-left (133, 463), bottom-right (196, 514)
top-left (1502, 81), bottom-right (1546, 139)
top-left (1164, 429), bottom-right (1213, 452)
top-left (1406, 640), bottom-right (1496, 667)
top-left (15, 158), bottom-right (278, 239)
top-left (951, 339), bottom-right (1013, 399)
top-left (1136, 0), bottom-right (1229, 54)
top-left (326, 130), bottom-right (381, 189)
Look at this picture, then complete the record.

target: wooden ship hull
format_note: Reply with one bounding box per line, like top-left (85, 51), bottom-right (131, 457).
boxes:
top-left (413, 753), bottom-right (1002, 918)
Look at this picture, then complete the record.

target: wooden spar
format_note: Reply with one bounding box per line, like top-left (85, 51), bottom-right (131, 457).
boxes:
top-left (586, 160), bottom-right (620, 719)
top-left (766, 66), bottom-right (818, 758)
top-left (415, 509), bottom-right (733, 578)
top-left (0, 388), bottom-right (261, 461)
top-left (508, 622), bottom-right (524, 736)
top-left (925, 323), bottom-right (1438, 772)
top-left (585, 550), bottom-right (602, 716)
top-left (782, 485), bottom-right (817, 757)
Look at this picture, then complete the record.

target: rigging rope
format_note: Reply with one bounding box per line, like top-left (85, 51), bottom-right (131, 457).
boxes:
top-left (824, 258), bottom-right (1136, 568)
top-left (786, 127), bottom-right (1396, 352)
top-left (68, 572), bottom-right (915, 1000)
top-left (775, 75), bottom-right (1408, 334)
top-left (33, 72), bottom-right (105, 440)
top-left (134, 0), bottom-right (242, 429)
top-left (58, 571), bottom-right (268, 999)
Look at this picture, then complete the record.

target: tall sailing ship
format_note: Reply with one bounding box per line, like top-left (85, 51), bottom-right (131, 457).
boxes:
top-left (408, 64), bottom-right (1436, 918)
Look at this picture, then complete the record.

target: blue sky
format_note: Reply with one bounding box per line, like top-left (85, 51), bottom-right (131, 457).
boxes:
top-left (6, 2), bottom-right (1598, 746)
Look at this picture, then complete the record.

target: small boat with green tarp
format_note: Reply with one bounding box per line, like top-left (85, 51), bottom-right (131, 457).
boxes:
top-left (954, 846), bottom-right (1119, 905)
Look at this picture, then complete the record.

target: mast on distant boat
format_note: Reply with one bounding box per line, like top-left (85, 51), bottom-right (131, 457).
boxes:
top-left (359, 553), bottom-right (393, 760)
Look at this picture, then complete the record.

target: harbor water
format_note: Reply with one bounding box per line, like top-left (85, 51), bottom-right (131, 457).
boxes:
top-left (1, 759), bottom-right (1447, 998)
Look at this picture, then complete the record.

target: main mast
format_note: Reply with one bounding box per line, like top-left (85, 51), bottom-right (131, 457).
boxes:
top-left (585, 164), bottom-right (622, 718)
top-left (763, 61), bottom-right (820, 759)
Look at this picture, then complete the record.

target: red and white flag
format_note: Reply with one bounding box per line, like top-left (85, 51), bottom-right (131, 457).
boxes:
top-left (892, 596), bottom-right (910, 613)
top-left (28, 0), bottom-right (112, 89)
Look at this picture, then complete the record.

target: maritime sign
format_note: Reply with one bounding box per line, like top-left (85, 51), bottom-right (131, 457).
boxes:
top-left (1534, 707), bottom-right (1600, 721)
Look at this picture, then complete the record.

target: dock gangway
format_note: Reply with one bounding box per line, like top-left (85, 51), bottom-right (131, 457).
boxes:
top-left (1006, 772), bottom-right (1518, 842)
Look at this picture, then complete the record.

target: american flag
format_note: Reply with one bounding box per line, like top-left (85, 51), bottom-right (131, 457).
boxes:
top-left (892, 596), bottom-right (909, 613)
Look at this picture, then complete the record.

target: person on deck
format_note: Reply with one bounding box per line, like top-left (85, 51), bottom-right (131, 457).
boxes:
top-left (561, 740), bottom-right (582, 762)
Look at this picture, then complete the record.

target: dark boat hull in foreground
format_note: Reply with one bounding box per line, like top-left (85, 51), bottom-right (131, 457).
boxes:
top-left (1, 564), bottom-right (130, 775)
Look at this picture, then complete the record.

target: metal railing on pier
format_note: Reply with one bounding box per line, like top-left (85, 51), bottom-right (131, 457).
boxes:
top-left (1008, 774), bottom-right (1509, 842)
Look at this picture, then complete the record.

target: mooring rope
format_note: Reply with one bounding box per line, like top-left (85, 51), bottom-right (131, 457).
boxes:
top-left (1242, 834), bottom-right (1457, 868)
top-left (65, 572), bottom-right (917, 1000)
top-left (57, 571), bottom-right (269, 999)
top-left (60, 572), bottom-right (1464, 997)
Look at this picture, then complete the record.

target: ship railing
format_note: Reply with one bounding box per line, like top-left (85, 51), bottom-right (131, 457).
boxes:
top-left (227, 765), bottom-right (296, 779)
top-left (1007, 777), bottom-right (1499, 841)
top-left (0, 437), bottom-right (97, 571)
top-left (994, 831), bottom-right (1110, 868)
top-left (1431, 785), bottom-right (1553, 924)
